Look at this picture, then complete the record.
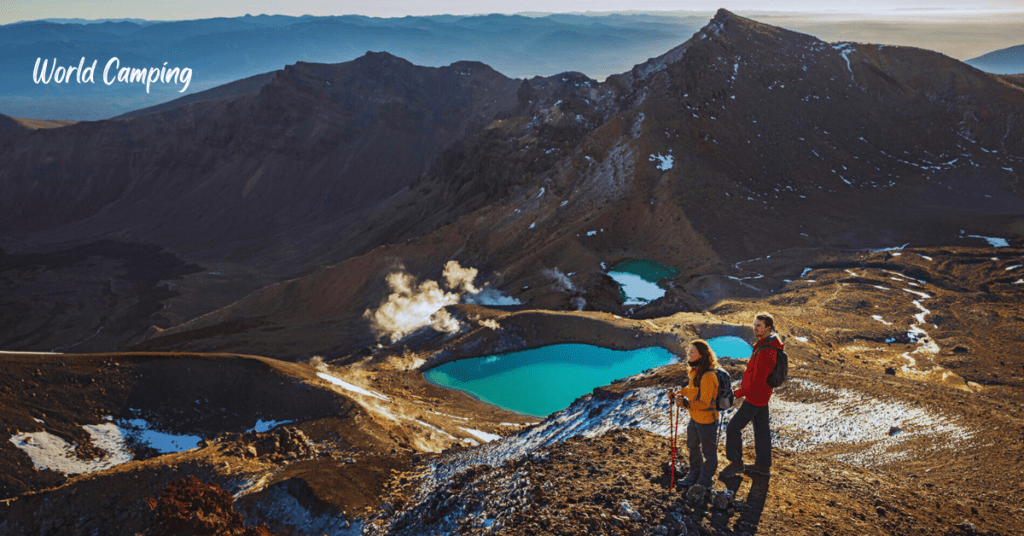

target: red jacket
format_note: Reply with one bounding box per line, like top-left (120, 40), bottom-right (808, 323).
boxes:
top-left (734, 334), bottom-right (783, 406)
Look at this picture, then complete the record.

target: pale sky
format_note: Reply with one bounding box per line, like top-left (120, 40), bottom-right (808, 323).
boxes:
top-left (2, 0), bottom-right (1023, 24)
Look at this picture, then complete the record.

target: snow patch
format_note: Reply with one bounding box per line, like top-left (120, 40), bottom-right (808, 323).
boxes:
top-left (833, 43), bottom-right (855, 79)
top-left (432, 379), bottom-right (975, 479)
top-left (912, 300), bottom-right (931, 325)
top-left (460, 428), bottom-right (502, 443)
top-left (10, 423), bottom-right (132, 475)
top-left (607, 271), bottom-right (665, 305)
top-left (770, 380), bottom-right (973, 465)
top-left (966, 235), bottom-right (1009, 247)
top-left (317, 372), bottom-right (390, 401)
top-left (869, 243), bottom-right (910, 252)
top-left (649, 153), bottom-right (674, 171)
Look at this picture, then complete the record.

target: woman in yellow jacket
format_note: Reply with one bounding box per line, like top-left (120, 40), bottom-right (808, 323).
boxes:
top-left (669, 339), bottom-right (720, 489)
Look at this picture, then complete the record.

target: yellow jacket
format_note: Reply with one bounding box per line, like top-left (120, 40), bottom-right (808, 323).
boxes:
top-left (676, 368), bottom-right (719, 424)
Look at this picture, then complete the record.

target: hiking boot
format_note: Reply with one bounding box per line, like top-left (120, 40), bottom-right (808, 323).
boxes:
top-left (743, 464), bottom-right (771, 476)
top-left (718, 461), bottom-right (744, 479)
top-left (679, 472), bottom-right (699, 487)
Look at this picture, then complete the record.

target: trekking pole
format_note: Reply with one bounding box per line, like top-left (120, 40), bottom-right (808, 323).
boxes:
top-left (669, 391), bottom-right (676, 491)
top-left (675, 403), bottom-right (682, 489)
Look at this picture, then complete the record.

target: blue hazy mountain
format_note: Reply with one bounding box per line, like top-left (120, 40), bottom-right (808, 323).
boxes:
top-left (967, 44), bottom-right (1024, 75)
top-left (1, 13), bottom-right (707, 120)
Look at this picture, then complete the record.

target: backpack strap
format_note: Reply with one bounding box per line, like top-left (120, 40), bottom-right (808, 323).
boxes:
top-left (754, 344), bottom-right (777, 363)
top-left (694, 370), bottom-right (718, 411)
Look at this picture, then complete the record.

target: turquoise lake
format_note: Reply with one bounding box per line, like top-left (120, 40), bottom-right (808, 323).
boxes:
top-left (606, 259), bottom-right (679, 305)
top-left (423, 337), bottom-right (753, 417)
top-left (708, 335), bottom-right (754, 359)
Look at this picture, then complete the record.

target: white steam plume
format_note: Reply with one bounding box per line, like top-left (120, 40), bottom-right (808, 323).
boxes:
top-left (544, 267), bottom-right (575, 292)
top-left (464, 287), bottom-right (522, 306)
top-left (365, 261), bottom-right (519, 343)
top-left (443, 261), bottom-right (480, 294)
top-left (477, 318), bottom-right (501, 330)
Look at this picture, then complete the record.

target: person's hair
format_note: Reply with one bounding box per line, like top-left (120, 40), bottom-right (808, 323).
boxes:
top-left (688, 339), bottom-right (719, 384)
top-left (755, 312), bottom-right (776, 331)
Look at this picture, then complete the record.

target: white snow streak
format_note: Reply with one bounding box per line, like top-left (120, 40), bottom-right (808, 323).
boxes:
top-left (317, 372), bottom-right (390, 401)
top-left (460, 428), bottom-right (502, 443)
top-left (967, 235), bottom-right (1009, 247)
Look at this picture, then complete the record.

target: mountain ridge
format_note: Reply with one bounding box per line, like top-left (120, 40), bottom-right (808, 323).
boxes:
top-left (2, 10), bottom-right (1023, 357)
top-left (121, 9), bottom-right (1024, 357)
top-left (968, 43), bottom-right (1024, 75)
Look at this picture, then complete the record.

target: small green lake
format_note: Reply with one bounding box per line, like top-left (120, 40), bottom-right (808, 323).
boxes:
top-left (423, 337), bottom-right (753, 417)
top-left (606, 259), bottom-right (679, 305)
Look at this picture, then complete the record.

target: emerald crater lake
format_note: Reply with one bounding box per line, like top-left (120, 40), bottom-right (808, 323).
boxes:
top-left (605, 258), bottom-right (679, 305)
top-left (423, 337), bottom-right (753, 417)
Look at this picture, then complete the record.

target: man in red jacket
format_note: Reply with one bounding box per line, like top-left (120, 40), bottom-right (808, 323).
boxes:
top-left (719, 312), bottom-right (783, 479)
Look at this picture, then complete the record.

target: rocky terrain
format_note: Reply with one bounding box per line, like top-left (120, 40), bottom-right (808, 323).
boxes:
top-left (1, 9), bottom-right (1023, 536)
top-left (3, 244), bottom-right (1024, 535)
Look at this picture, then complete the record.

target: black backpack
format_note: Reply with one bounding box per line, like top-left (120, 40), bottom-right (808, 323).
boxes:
top-left (697, 368), bottom-right (735, 411)
top-left (766, 347), bottom-right (789, 388)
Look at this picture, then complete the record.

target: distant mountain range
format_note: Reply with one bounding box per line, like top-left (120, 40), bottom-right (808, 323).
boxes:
top-left (968, 44), bottom-right (1024, 75)
top-left (0, 13), bottom-right (708, 120)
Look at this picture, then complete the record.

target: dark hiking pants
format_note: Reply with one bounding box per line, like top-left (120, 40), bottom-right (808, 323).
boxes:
top-left (686, 417), bottom-right (719, 486)
top-left (725, 400), bottom-right (771, 468)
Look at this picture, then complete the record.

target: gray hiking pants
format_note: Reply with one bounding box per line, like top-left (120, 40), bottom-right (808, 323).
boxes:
top-left (726, 400), bottom-right (772, 468)
top-left (686, 417), bottom-right (719, 487)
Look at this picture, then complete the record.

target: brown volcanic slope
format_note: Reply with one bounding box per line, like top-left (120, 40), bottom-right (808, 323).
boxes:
top-left (0, 53), bottom-right (521, 352)
top-left (0, 53), bottom-right (520, 264)
top-left (112, 71), bottom-right (280, 120)
top-left (0, 115), bottom-right (76, 131)
top-left (135, 10), bottom-right (1024, 358)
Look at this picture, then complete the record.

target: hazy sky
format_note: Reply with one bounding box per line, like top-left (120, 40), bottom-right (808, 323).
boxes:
top-left (2, 0), bottom-right (1022, 24)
